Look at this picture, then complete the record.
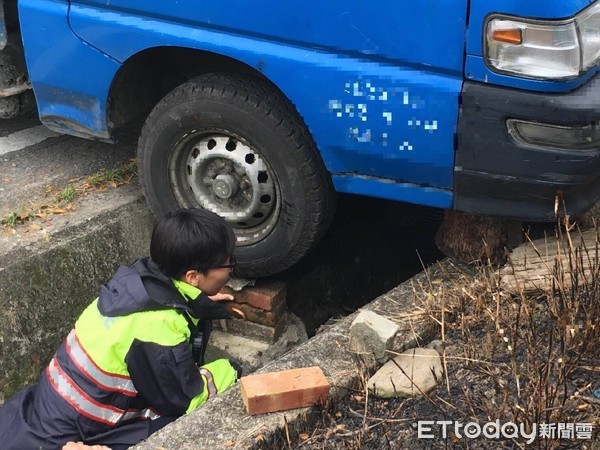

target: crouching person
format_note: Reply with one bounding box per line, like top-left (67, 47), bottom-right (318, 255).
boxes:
top-left (0, 208), bottom-right (245, 449)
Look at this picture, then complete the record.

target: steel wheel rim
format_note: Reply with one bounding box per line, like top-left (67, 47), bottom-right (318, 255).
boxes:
top-left (168, 129), bottom-right (280, 246)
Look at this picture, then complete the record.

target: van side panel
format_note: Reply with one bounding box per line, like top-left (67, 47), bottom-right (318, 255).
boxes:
top-left (18, 0), bottom-right (120, 138)
top-left (68, 0), bottom-right (466, 73)
top-left (21, 1), bottom-right (469, 208)
top-left (69, 2), bottom-right (467, 207)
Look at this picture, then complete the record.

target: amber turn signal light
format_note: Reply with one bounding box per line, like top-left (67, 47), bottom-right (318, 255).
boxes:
top-left (492, 28), bottom-right (523, 45)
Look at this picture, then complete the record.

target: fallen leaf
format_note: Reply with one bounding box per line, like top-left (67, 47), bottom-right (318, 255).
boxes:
top-left (29, 223), bottom-right (42, 231)
top-left (577, 404), bottom-right (589, 411)
top-left (299, 433), bottom-right (309, 440)
top-left (255, 433), bottom-right (264, 442)
top-left (224, 440), bottom-right (234, 447)
top-left (353, 395), bottom-right (364, 402)
top-left (51, 209), bottom-right (66, 214)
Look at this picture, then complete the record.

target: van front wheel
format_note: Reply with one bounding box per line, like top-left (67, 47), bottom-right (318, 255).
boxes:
top-left (137, 74), bottom-right (336, 278)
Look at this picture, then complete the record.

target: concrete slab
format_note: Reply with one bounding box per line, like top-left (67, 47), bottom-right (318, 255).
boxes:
top-left (0, 123), bottom-right (135, 217)
top-left (0, 183), bottom-right (154, 397)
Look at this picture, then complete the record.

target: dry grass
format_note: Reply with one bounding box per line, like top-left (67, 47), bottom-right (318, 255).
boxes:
top-left (262, 220), bottom-right (600, 449)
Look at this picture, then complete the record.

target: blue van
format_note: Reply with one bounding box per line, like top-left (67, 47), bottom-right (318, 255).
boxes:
top-left (2, 0), bottom-right (600, 276)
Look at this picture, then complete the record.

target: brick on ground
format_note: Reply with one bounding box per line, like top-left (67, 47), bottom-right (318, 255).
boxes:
top-left (240, 366), bottom-right (330, 415)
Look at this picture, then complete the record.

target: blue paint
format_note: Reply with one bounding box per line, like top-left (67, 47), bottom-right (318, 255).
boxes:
top-left (332, 175), bottom-right (453, 209)
top-left (18, 0), bottom-right (120, 137)
top-left (0, 2), bottom-right (7, 51)
top-left (68, 0), bottom-right (467, 73)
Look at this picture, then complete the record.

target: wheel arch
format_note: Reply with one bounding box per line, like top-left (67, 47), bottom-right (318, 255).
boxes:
top-left (108, 46), bottom-right (293, 134)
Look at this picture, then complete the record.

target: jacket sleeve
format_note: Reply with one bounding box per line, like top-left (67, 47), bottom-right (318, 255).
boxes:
top-left (125, 339), bottom-right (204, 416)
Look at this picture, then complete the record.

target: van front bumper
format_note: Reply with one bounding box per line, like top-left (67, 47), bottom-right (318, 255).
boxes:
top-left (454, 75), bottom-right (600, 221)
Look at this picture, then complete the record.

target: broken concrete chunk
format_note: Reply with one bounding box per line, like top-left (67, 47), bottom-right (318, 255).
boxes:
top-left (367, 347), bottom-right (442, 398)
top-left (349, 310), bottom-right (399, 362)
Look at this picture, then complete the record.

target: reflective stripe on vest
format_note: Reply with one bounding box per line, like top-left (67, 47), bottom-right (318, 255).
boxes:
top-left (65, 329), bottom-right (137, 397)
top-left (47, 357), bottom-right (125, 426)
top-left (121, 407), bottom-right (161, 422)
top-left (199, 367), bottom-right (217, 400)
top-left (47, 357), bottom-right (160, 425)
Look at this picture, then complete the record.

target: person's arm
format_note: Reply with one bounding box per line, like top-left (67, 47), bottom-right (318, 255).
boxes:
top-left (126, 340), bottom-right (238, 415)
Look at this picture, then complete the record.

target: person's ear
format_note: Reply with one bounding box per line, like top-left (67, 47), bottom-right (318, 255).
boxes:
top-left (183, 269), bottom-right (205, 286)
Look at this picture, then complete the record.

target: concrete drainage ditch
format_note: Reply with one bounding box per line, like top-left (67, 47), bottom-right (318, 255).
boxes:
top-left (0, 182), bottom-right (442, 449)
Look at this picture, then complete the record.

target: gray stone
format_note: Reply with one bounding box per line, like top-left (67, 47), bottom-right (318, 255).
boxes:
top-left (367, 347), bottom-right (443, 398)
top-left (349, 309), bottom-right (399, 361)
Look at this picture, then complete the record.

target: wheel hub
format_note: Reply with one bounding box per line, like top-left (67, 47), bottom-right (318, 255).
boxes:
top-left (169, 132), bottom-right (279, 245)
top-left (212, 174), bottom-right (239, 199)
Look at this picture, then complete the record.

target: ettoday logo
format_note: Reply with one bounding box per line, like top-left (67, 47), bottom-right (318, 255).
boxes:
top-left (417, 421), bottom-right (594, 444)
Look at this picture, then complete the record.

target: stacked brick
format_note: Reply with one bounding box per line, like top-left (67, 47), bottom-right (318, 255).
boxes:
top-left (217, 280), bottom-right (288, 343)
top-left (217, 281), bottom-right (331, 415)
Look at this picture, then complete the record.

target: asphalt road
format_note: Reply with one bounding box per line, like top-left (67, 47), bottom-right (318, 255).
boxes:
top-left (0, 114), bottom-right (443, 334)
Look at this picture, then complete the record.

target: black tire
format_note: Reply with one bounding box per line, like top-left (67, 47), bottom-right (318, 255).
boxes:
top-left (137, 73), bottom-right (336, 278)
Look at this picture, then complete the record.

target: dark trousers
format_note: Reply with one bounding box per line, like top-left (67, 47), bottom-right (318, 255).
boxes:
top-left (104, 416), bottom-right (179, 450)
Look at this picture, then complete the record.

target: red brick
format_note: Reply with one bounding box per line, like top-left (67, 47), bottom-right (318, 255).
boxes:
top-left (221, 280), bottom-right (286, 311)
top-left (214, 314), bottom-right (287, 343)
top-left (224, 300), bottom-right (286, 327)
top-left (240, 366), bottom-right (330, 415)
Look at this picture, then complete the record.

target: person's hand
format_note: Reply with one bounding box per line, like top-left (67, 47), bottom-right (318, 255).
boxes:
top-left (224, 303), bottom-right (246, 319)
top-left (62, 442), bottom-right (111, 450)
top-left (209, 292), bottom-right (246, 319)
top-left (208, 292), bottom-right (235, 302)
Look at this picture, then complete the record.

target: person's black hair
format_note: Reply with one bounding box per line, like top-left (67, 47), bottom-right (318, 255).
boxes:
top-left (150, 208), bottom-right (235, 278)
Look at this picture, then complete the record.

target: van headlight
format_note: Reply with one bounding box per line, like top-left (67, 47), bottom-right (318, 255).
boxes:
top-left (485, 2), bottom-right (600, 80)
